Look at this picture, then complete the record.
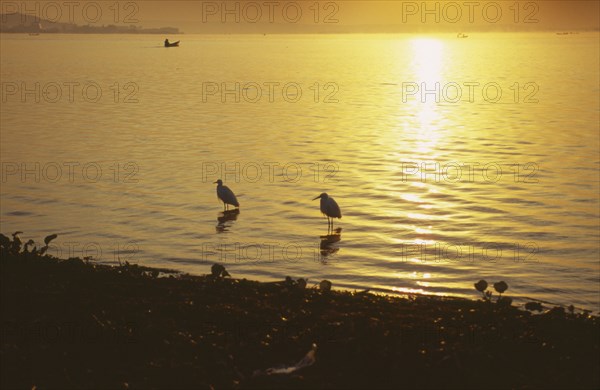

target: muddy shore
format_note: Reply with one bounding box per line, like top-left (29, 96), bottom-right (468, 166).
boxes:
top-left (1, 247), bottom-right (599, 389)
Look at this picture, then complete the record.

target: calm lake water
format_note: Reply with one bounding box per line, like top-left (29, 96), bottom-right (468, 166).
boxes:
top-left (1, 33), bottom-right (599, 311)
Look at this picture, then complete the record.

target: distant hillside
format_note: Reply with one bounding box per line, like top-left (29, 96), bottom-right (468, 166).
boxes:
top-left (0, 12), bottom-right (180, 34)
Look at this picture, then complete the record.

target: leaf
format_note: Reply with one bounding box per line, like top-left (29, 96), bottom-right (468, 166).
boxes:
top-left (493, 281), bottom-right (508, 294)
top-left (474, 279), bottom-right (488, 292)
top-left (0, 233), bottom-right (10, 247)
top-left (44, 234), bottom-right (58, 245)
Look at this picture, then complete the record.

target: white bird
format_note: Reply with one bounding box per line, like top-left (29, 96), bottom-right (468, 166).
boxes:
top-left (313, 193), bottom-right (341, 229)
top-left (214, 179), bottom-right (239, 211)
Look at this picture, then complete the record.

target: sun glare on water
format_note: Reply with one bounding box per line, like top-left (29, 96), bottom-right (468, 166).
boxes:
top-left (410, 38), bottom-right (444, 83)
top-left (404, 38), bottom-right (446, 158)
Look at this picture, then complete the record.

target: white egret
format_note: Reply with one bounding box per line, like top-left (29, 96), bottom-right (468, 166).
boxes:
top-left (313, 193), bottom-right (341, 229)
top-left (214, 179), bottom-right (239, 211)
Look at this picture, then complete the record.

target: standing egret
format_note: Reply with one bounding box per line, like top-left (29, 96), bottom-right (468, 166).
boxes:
top-left (214, 179), bottom-right (239, 211)
top-left (313, 193), bottom-right (341, 230)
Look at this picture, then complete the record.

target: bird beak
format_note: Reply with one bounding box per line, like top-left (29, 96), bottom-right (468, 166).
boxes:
top-left (312, 196), bottom-right (320, 200)
top-left (213, 181), bottom-right (218, 184)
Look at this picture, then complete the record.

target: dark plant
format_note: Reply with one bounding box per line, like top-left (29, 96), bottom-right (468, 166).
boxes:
top-left (211, 263), bottom-right (230, 278)
top-left (474, 279), bottom-right (509, 304)
top-left (0, 231), bottom-right (58, 257)
top-left (319, 280), bottom-right (332, 293)
top-left (494, 281), bottom-right (508, 297)
top-left (0, 233), bottom-right (10, 249)
top-left (474, 280), bottom-right (489, 300)
top-left (525, 302), bottom-right (543, 312)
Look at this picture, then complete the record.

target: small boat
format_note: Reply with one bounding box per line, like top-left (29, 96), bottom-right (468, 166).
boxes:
top-left (164, 39), bottom-right (180, 47)
top-left (457, 33), bottom-right (468, 38)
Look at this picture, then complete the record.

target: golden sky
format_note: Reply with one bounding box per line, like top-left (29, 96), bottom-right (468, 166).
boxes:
top-left (3, 1), bottom-right (599, 33)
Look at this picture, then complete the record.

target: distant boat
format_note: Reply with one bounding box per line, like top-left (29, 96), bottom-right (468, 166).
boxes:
top-left (457, 33), bottom-right (468, 38)
top-left (164, 39), bottom-right (180, 47)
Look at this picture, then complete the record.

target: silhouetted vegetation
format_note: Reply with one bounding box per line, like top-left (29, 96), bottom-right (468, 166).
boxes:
top-left (474, 279), bottom-right (513, 306)
top-left (1, 233), bottom-right (599, 389)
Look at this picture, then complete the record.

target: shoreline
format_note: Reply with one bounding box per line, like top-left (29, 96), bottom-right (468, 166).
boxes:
top-left (86, 259), bottom-right (598, 315)
top-left (2, 242), bottom-right (599, 389)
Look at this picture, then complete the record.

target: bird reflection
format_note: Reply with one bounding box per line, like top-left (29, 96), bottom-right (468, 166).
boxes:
top-left (319, 227), bottom-right (342, 258)
top-left (216, 209), bottom-right (239, 232)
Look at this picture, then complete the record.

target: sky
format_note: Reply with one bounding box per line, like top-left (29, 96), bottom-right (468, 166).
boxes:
top-left (2, 1), bottom-right (599, 33)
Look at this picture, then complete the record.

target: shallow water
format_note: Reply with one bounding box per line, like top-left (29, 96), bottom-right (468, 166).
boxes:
top-left (1, 33), bottom-right (599, 310)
